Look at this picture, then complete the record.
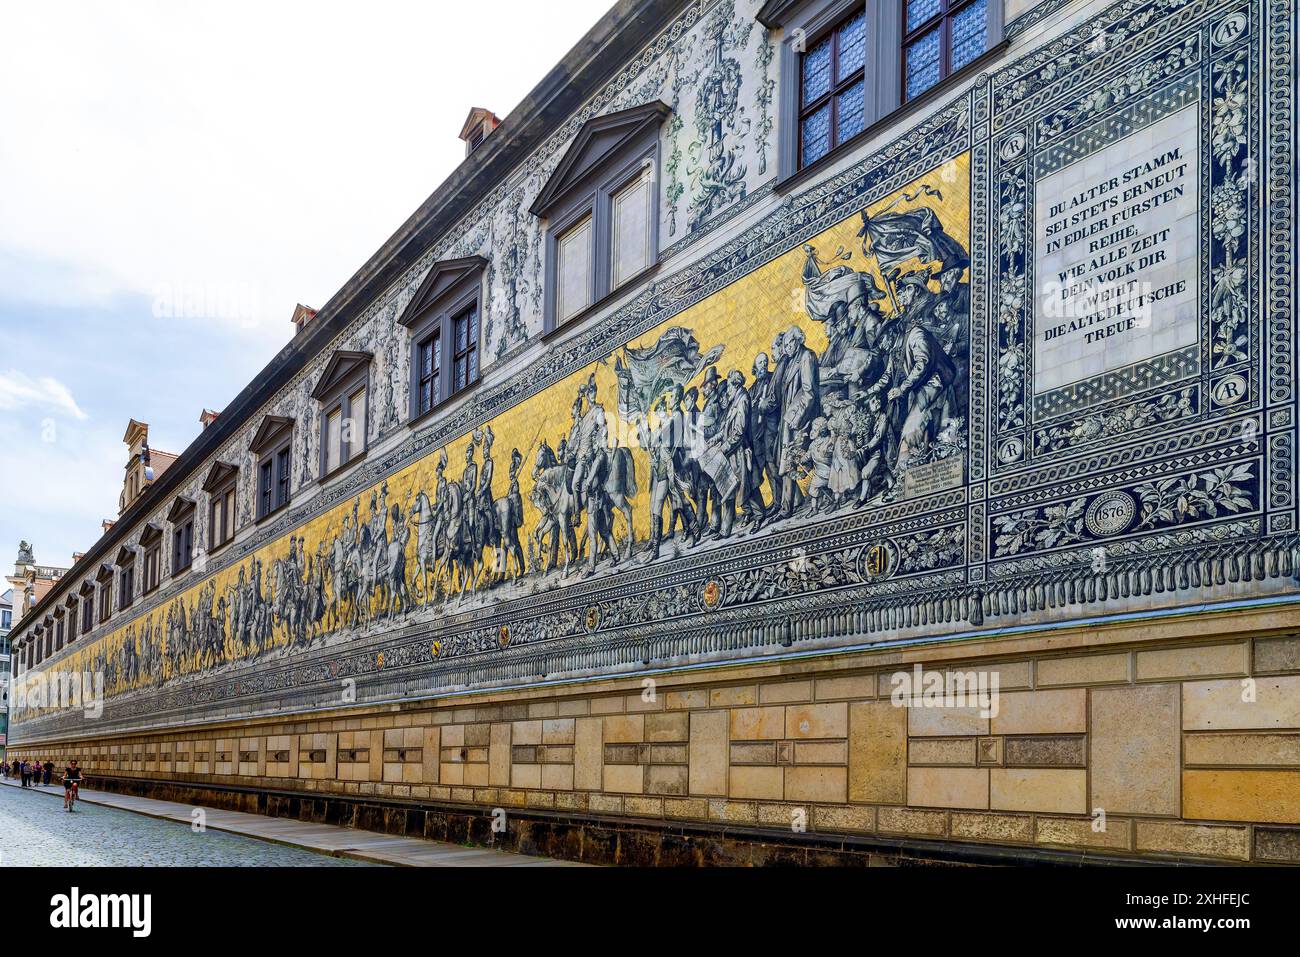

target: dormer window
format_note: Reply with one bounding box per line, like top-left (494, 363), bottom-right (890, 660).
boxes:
top-left (116, 547), bottom-right (136, 612)
top-left (66, 595), bottom-right (79, 643)
top-left (80, 581), bottom-right (95, 633)
top-left (98, 565), bottom-right (114, 624)
top-left (168, 497), bottom-right (197, 575)
top-left (140, 524), bottom-right (163, 595)
top-left (531, 101), bottom-right (670, 334)
top-left (249, 417), bottom-right (294, 521)
top-left (398, 257), bottom-right (487, 420)
top-left (312, 351), bottom-right (372, 479)
top-left (202, 463), bottom-right (239, 551)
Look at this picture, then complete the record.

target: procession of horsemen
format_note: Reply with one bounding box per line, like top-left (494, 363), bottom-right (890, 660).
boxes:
top-left (92, 198), bottom-right (970, 691)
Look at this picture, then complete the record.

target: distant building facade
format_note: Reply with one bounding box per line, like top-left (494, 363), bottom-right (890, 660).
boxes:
top-left (8, 0), bottom-right (1299, 865)
top-left (0, 587), bottom-right (10, 755)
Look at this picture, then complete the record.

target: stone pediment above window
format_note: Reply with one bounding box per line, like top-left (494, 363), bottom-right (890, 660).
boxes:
top-left (202, 461), bottom-right (239, 493)
top-left (755, 0), bottom-right (801, 27)
top-left (249, 416), bottom-right (294, 455)
top-left (66, 593), bottom-right (79, 610)
top-left (96, 563), bottom-right (115, 583)
top-left (167, 496), bottom-right (196, 522)
top-left (115, 546), bottom-right (136, 566)
top-left (530, 101), bottom-right (671, 219)
top-left (397, 257), bottom-right (488, 329)
top-left (79, 579), bottom-right (96, 597)
top-left (311, 351), bottom-right (373, 400)
top-left (139, 523), bottom-right (164, 547)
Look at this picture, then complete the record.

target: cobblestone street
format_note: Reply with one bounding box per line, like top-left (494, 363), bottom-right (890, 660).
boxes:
top-left (0, 783), bottom-right (369, 867)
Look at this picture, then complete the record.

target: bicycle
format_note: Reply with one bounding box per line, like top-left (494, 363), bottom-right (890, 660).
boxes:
top-left (64, 778), bottom-right (81, 813)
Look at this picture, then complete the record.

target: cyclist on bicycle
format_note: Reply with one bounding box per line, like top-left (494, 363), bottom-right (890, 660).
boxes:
top-left (63, 760), bottom-right (83, 811)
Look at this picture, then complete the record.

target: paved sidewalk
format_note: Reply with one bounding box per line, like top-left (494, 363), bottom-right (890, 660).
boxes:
top-left (0, 776), bottom-right (586, 867)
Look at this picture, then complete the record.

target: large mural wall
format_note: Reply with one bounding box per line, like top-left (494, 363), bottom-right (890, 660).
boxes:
top-left (24, 158), bottom-right (973, 711)
top-left (13, 0), bottom-right (1297, 743)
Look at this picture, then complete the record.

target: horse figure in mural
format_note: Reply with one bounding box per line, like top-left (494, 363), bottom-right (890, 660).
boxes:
top-left (441, 480), bottom-right (480, 604)
top-left (329, 528), bottom-right (361, 632)
top-left (409, 487), bottom-right (449, 607)
top-left (271, 554), bottom-right (306, 648)
top-left (577, 441), bottom-right (639, 575)
top-left (375, 503), bottom-right (413, 621)
top-left (492, 486), bottom-right (527, 584)
top-left (303, 549), bottom-right (329, 645)
top-left (530, 442), bottom-right (581, 576)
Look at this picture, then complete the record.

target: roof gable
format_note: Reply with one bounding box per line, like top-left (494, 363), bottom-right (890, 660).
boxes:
top-left (311, 350), bottom-right (373, 400)
top-left (530, 101), bottom-right (671, 218)
top-left (396, 257), bottom-right (488, 329)
top-left (249, 416), bottom-right (294, 454)
top-left (167, 496), bottom-right (197, 523)
top-left (202, 461), bottom-right (240, 493)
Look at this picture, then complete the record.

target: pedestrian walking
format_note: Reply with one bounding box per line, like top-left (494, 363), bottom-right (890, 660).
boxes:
top-left (43, 760), bottom-right (53, 786)
top-left (20, 759), bottom-right (30, 788)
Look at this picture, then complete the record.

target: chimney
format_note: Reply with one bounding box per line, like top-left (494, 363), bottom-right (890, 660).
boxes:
top-left (291, 304), bottom-right (318, 337)
top-left (72, 553), bottom-right (85, 565)
top-left (102, 520), bottom-right (116, 535)
top-left (200, 409), bottom-right (221, 429)
top-left (460, 108), bottom-right (501, 157)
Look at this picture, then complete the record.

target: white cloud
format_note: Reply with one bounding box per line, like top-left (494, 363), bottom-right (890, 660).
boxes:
top-left (0, 0), bottom-right (613, 335)
top-left (0, 371), bottom-right (88, 420)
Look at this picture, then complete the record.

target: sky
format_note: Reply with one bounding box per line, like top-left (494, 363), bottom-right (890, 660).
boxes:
top-left (0, 0), bottom-right (614, 572)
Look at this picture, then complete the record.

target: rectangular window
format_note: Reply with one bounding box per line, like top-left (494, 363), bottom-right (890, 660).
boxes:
top-left (173, 520), bottom-right (194, 573)
top-left (224, 489), bottom-right (236, 540)
top-left (799, 8), bottom-right (869, 169)
top-left (611, 175), bottom-right (652, 289)
top-left (259, 460), bottom-right (274, 518)
top-left (903, 0), bottom-right (988, 101)
top-left (82, 597), bottom-right (94, 634)
top-left (417, 332), bottom-right (442, 417)
top-left (452, 306), bottom-right (480, 394)
top-left (349, 387), bottom-right (367, 452)
top-left (68, 603), bottom-right (78, 642)
top-left (325, 408), bottom-right (342, 475)
top-left (55, 617), bottom-right (65, 651)
top-left (210, 497), bottom-right (224, 549)
top-left (99, 583), bottom-right (111, 623)
top-left (556, 216), bottom-right (593, 324)
top-left (118, 563), bottom-right (134, 611)
top-left (276, 448), bottom-right (291, 509)
top-left (143, 545), bottom-right (161, 594)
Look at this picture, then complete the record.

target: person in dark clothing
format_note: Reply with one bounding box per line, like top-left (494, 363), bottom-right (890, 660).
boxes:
top-left (43, 761), bottom-right (54, 786)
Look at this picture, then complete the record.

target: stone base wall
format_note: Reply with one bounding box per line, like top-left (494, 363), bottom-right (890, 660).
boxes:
top-left (12, 604), bottom-right (1300, 866)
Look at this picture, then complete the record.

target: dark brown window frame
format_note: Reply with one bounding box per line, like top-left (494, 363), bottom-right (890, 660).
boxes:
top-left (532, 102), bottom-right (670, 337)
top-left (763, 0), bottom-right (1000, 186)
top-left (66, 595), bottom-right (79, 643)
top-left (202, 463), bottom-right (239, 552)
top-left (249, 416), bottom-right (294, 522)
top-left (96, 564), bottom-right (114, 624)
top-left (901, 0), bottom-right (986, 102)
top-left (398, 257), bottom-right (487, 423)
top-left (54, 608), bottom-right (65, 652)
top-left (312, 351), bottom-right (372, 481)
top-left (169, 497), bottom-right (197, 576)
top-left (140, 524), bottom-right (164, 596)
top-left (797, 7), bottom-right (868, 170)
top-left (116, 547), bottom-right (136, 612)
top-left (80, 581), bottom-right (95, 634)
